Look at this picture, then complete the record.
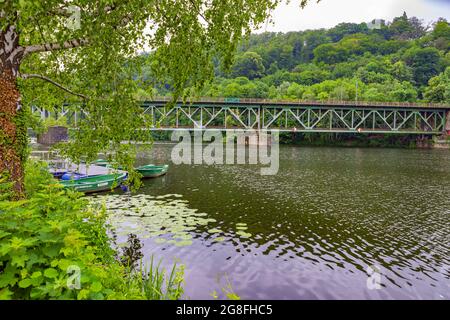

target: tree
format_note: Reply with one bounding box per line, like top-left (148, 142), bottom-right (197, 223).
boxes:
top-left (327, 22), bottom-right (369, 42)
top-left (231, 52), bottom-right (265, 79)
top-left (431, 19), bottom-right (450, 51)
top-left (388, 81), bottom-right (418, 102)
top-left (432, 19), bottom-right (450, 40)
top-left (389, 12), bottom-right (426, 40)
top-left (0, 0), bottom-right (314, 197)
top-left (389, 61), bottom-right (413, 82)
top-left (403, 47), bottom-right (443, 86)
top-left (424, 67), bottom-right (450, 103)
top-left (313, 43), bottom-right (348, 64)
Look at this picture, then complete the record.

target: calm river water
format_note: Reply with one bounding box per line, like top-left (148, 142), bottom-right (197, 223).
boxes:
top-left (94, 144), bottom-right (450, 300)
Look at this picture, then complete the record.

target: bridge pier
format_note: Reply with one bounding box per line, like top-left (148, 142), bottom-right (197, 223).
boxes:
top-left (235, 131), bottom-right (272, 146)
top-left (446, 110), bottom-right (450, 136)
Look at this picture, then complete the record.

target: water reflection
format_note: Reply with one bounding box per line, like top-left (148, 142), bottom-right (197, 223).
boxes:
top-left (97, 145), bottom-right (450, 299)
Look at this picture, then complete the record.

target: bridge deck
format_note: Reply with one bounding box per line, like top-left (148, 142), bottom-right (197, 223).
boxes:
top-left (146, 97), bottom-right (449, 110)
top-left (31, 98), bottom-right (450, 135)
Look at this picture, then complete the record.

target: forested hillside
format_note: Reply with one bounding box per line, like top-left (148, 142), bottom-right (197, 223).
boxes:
top-left (147, 13), bottom-right (450, 104)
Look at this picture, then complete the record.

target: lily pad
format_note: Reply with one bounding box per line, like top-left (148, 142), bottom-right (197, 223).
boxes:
top-left (90, 194), bottom-right (219, 247)
top-left (207, 229), bottom-right (222, 234)
top-left (173, 233), bottom-right (192, 240)
top-left (175, 240), bottom-right (193, 247)
top-left (236, 231), bottom-right (252, 238)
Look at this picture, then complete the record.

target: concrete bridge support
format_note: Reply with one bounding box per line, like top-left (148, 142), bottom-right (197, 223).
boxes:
top-left (446, 110), bottom-right (450, 136)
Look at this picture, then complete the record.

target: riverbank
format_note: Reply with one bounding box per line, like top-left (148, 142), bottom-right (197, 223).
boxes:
top-left (0, 161), bottom-right (185, 300)
top-left (150, 131), bottom-right (450, 149)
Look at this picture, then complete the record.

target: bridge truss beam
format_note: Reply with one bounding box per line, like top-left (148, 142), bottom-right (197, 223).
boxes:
top-left (31, 103), bottom-right (448, 134)
top-left (142, 104), bottom-right (447, 134)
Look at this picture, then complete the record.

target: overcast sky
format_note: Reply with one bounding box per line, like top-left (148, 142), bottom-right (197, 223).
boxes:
top-left (255, 0), bottom-right (450, 33)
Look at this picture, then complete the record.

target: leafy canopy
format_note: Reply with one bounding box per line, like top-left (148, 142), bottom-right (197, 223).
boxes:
top-left (1, 0), bottom-right (314, 177)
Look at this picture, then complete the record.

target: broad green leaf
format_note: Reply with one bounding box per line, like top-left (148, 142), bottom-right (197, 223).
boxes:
top-left (0, 288), bottom-right (13, 300)
top-left (18, 278), bottom-right (33, 288)
top-left (0, 271), bottom-right (18, 287)
top-left (90, 281), bottom-right (103, 293)
top-left (44, 268), bottom-right (59, 279)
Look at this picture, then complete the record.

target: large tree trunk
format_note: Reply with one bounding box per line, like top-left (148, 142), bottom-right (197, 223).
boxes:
top-left (0, 24), bottom-right (26, 199)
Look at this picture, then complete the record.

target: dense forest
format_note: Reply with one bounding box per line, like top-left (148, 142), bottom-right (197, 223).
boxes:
top-left (143, 12), bottom-right (450, 104)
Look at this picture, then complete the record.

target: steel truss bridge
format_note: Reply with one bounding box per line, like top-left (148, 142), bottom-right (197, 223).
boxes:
top-left (32, 97), bottom-right (450, 135)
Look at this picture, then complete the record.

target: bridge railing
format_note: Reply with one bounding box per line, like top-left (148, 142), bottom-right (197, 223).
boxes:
top-left (148, 96), bottom-right (448, 109)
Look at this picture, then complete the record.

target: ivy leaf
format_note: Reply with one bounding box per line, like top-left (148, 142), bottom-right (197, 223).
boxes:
top-left (42, 245), bottom-right (61, 258)
top-left (18, 278), bottom-right (33, 288)
top-left (44, 268), bottom-right (59, 279)
top-left (0, 231), bottom-right (11, 240)
top-left (0, 244), bottom-right (11, 256)
top-left (90, 281), bottom-right (102, 293)
top-left (90, 292), bottom-right (105, 300)
top-left (0, 288), bottom-right (13, 300)
top-left (10, 237), bottom-right (36, 250)
top-left (38, 232), bottom-right (60, 243)
top-left (77, 289), bottom-right (90, 300)
top-left (0, 270), bottom-right (18, 287)
top-left (11, 254), bottom-right (30, 268)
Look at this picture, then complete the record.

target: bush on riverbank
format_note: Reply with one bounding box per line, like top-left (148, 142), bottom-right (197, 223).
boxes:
top-left (279, 132), bottom-right (421, 148)
top-left (0, 161), bottom-right (184, 300)
top-left (150, 131), bottom-right (423, 148)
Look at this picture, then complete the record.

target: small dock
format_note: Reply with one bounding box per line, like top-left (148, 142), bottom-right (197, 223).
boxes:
top-left (48, 162), bottom-right (127, 177)
top-left (31, 150), bottom-right (128, 177)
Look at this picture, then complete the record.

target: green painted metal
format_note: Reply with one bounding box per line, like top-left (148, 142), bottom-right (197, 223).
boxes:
top-left (59, 173), bottom-right (126, 193)
top-left (33, 98), bottom-right (450, 134)
top-left (224, 97), bottom-right (241, 103)
top-left (92, 160), bottom-right (169, 178)
top-left (142, 102), bottom-right (447, 134)
top-left (136, 164), bottom-right (169, 178)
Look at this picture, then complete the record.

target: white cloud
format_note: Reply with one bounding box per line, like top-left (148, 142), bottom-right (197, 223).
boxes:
top-left (255, 0), bottom-right (450, 33)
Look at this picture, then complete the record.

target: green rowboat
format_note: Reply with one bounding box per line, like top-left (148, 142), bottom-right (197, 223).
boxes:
top-left (91, 159), bottom-right (110, 167)
top-left (136, 164), bottom-right (169, 178)
top-left (92, 159), bottom-right (169, 179)
top-left (59, 173), bottom-right (127, 193)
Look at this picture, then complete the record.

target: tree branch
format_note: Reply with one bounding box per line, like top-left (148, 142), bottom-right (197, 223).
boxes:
top-left (20, 73), bottom-right (88, 100)
top-left (188, 0), bottom-right (209, 26)
top-left (23, 39), bottom-right (90, 56)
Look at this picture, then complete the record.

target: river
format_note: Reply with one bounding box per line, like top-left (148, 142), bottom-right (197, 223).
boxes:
top-left (92, 144), bottom-right (450, 300)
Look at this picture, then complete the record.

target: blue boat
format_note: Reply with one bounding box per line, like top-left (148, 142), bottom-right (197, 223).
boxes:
top-left (61, 172), bottom-right (89, 180)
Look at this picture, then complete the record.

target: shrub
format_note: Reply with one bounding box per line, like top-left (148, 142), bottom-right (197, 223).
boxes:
top-left (0, 161), bottom-right (184, 300)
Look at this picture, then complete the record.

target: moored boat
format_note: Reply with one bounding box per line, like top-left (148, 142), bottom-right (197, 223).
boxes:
top-left (59, 173), bottom-right (127, 193)
top-left (136, 164), bottom-right (169, 178)
top-left (61, 172), bottom-right (88, 180)
top-left (91, 159), bottom-right (110, 167)
top-left (92, 159), bottom-right (169, 179)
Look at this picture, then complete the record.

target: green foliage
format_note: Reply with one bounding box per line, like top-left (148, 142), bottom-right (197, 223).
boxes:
top-left (389, 12), bottom-right (426, 40)
top-left (0, 161), bottom-right (184, 300)
top-left (210, 276), bottom-right (241, 300)
top-left (0, 173), bottom-right (14, 201)
top-left (119, 234), bottom-right (144, 270)
top-left (231, 52), bottom-right (265, 79)
top-left (424, 67), bottom-right (450, 103)
top-left (431, 18), bottom-right (450, 51)
top-left (432, 19), bottom-right (450, 40)
top-left (3, 0), bottom-right (320, 192)
top-left (140, 256), bottom-right (184, 300)
top-left (403, 46), bottom-right (444, 86)
top-left (149, 13), bottom-right (448, 104)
